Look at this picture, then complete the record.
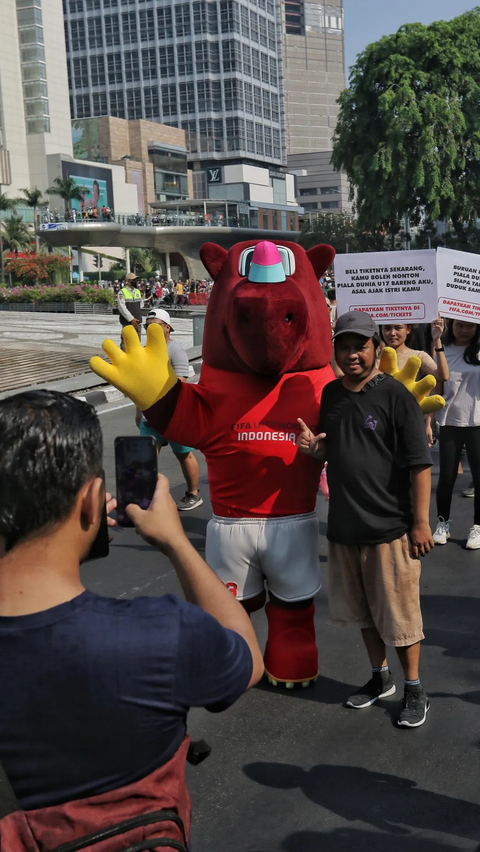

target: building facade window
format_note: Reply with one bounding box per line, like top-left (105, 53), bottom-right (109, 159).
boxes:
top-left (92, 91), bottom-right (107, 114)
top-left (104, 14), bottom-right (120, 45)
top-left (16, 0), bottom-right (51, 134)
top-left (141, 47), bottom-right (157, 79)
top-left (126, 87), bottom-right (143, 118)
top-left (159, 45), bottom-right (175, 78)
top-left (107, 53), bottom-right (123, 84)
top-left (87, 16), bottom-right (103, 48)
top-left (75, 93), bottom-right (91, 117)
top-left (109, 89), bottom-right (125, 118)
top-left (179, 82), bottom-right (195, 114)
top-left (73, 56), bottom-right (88, 88)
top-left (175, 3), bottom-right (191, 37)
top-left (177, 43), bottom-right (193, 76)
top-left (90, 55), bottom-right (106, 87)
top-left (70, 19), bottom-right (86, 50)
top-left (157, 5), bottom-right (173, 38)
top-left (321, 200), bottom-right (339, 209)
top-left (124, 50), bottom-right (140, 82)
top-left (144, 86), bottom-right (160, 119)
top-left (122, 11), bottom-right (138, 43)
top-left (161, 83), bottom-right (178, 119)
top-left (138, 9), bottom-right (154, 39)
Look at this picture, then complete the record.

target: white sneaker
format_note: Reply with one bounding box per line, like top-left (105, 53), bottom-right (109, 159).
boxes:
top-left (433, 518), bottom-right (450, 545)
top-left (466, 524), bottom-right (480, 550)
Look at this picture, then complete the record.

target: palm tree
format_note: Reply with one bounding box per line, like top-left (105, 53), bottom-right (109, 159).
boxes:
top-left (2, 213), bottom-right (32, 253)
top-left (2, 214), bottom-right (32, 285)
top-left (129, 247), bottom-right (157, 275)
top-left (47, 176), bottom-right (89, 216)
top-left (46, 177), bottom-right (89, 284)
top-left (0, 193), bottom-right (19, 284)
top-left (17, 186), bottom-right (45, 253)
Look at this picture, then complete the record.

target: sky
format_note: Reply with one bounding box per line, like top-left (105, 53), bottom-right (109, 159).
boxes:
top-left (344, 1), bottom-right (477, 75)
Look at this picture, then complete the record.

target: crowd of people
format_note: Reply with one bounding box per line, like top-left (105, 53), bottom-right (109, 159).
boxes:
top-left (1, 260), bottom-right (479, 847)
top-left (112, 275), bottom-right (213, 309)
top-left (40, 210), bottom-right (238, 229)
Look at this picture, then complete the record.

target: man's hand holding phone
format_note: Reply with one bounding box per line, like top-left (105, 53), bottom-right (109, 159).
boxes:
top-left (126, 475), bottom-right (186, 552)
top-left (297, 418), bottom-right (327, 461)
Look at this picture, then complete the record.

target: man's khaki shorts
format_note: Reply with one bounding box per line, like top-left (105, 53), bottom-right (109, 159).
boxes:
top-left (327, 535), bottom-right (424, 647)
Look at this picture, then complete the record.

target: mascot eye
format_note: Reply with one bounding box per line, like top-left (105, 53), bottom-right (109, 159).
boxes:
top-left (285, 313), bottom-right (293, 324)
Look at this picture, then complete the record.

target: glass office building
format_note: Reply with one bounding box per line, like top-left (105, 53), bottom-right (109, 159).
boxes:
top-left (63, 0), bottom-right (286, 168)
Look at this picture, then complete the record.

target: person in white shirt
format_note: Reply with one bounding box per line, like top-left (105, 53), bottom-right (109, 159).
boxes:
top-left (432, 319), bottom-right (480, 549)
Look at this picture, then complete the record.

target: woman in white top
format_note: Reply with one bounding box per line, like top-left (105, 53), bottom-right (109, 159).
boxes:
top-left (432, 319), bottom-right (480, 549)
top-left (380, 319), bottom-right (449, 380)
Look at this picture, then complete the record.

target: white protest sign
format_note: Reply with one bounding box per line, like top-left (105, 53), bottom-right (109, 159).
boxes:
top-left (334, 250), bottom-right (438, 323)
top-left (437, 247), bottom-right (480, 323)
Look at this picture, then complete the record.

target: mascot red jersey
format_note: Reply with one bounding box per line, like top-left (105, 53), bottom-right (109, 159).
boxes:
top-left (90, 239), bottom-right (335, 687)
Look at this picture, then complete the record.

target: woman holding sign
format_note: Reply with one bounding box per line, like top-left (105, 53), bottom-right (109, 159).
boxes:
top-left (433, 319), bottom-right (480, 550)
top-left (380, 320), bottom-right (449, 381)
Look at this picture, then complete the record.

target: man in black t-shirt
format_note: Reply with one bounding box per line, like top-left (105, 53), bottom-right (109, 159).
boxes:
top-left (298, 311), bottom-right (433, 728)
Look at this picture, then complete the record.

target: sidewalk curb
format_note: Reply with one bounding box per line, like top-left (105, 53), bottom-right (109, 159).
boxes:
top-left (74, 386), bottom-right (125, 407)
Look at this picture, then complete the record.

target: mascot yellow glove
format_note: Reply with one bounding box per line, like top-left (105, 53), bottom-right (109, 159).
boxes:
top-left (89, 324), bottom-right (178, 411)
top-left (380, 347), bottom-right (445, 415)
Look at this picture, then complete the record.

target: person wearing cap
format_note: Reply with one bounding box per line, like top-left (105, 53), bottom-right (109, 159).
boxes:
top-left (117, 272), bottom-right (143, 346)
top-left (135, 309), bottom-right (203, 512)
top-left (297, 310), bottom-right (434, 728)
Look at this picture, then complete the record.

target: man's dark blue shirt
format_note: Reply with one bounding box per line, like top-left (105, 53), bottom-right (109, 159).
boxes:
top-left (0, 590), bottom-right (252, 809)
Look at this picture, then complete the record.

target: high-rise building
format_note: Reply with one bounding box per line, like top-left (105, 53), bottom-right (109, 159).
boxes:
top-left (282, 0), bottom-right (351, 215)
top-left (0, 0), bottom-right (73, 197)
top-left (282, 0), bottom-right (344, 155)
top-left (63, 0), bottom-right (285, 170)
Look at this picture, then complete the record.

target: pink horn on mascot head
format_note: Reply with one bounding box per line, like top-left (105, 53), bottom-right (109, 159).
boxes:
top-left (248, 242), bottom-right (286, 284)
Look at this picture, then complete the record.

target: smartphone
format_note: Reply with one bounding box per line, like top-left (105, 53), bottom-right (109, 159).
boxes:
top-left (115, 436), bottom-right (158, 527)
top-left (82, 472), bottom-right (109, 563)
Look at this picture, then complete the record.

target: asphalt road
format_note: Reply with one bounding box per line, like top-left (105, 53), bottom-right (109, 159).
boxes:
top-left (82, 401), bottom-right (480, 852)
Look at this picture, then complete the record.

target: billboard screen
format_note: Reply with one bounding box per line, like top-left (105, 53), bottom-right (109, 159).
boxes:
top-left (61, 160), bottom-right (114, 212)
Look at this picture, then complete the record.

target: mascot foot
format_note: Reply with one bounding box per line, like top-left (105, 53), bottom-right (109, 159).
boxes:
top-left (263, 601), bottom-right (319, 686)
top-left (266, 672), bottom-right (318, 689)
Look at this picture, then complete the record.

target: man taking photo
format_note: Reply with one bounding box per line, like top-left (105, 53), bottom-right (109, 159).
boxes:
top-left (298, 311), bottom-right (433, 728)
top-left (0, 391), bottom-right (263, 848)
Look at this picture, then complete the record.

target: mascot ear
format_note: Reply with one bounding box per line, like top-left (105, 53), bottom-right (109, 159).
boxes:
top-left (200, 243), bottom-right (229, 280)
top-left (306, 244), bottom-right (336, 280)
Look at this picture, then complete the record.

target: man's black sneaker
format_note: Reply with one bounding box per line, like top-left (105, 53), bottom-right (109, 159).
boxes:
top-left (346, 673), bottom-right (396, 709)
top-left (177, 492), bottom-right (204, 511)
top-left (397, 688), bottom-right (430, 728)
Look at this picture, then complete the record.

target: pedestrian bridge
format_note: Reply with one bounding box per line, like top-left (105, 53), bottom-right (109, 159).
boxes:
top-left (37, 223), bottom-right (300, 279)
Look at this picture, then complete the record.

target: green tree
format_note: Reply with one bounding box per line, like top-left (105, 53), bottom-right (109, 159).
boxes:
top-left (17, 186), bottom-right (46, 253)
top-left (47, 176), bottom-right (89, 214)
top-left (332, 8), bottom-right (480, 245)
top-left (0, 193), bottom-right (19, 284)
top-left (128, 247), bottom-right (157, 275)
top-left (299, 213), bottom-right (355, 253)
top-left (2, 214), bottom-right (32, 254)
top-left (46, 178), bottom-right (89, 284)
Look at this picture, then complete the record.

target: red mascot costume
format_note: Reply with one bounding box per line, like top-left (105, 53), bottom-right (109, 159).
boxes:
top-left (90, 239), bottom-right (335, 687)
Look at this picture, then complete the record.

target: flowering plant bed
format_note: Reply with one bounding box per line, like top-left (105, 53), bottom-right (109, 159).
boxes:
top-left (6, 255), bottom-right (71, 285)
top-left (0, 284), bottom-right (114, 305)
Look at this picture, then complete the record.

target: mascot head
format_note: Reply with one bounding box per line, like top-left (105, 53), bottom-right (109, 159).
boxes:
top-left (199, 239), bottom-right (335, 375)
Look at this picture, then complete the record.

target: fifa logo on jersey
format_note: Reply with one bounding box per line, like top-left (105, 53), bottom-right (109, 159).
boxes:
top-left (364, 415), bottom-right (378, 431)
